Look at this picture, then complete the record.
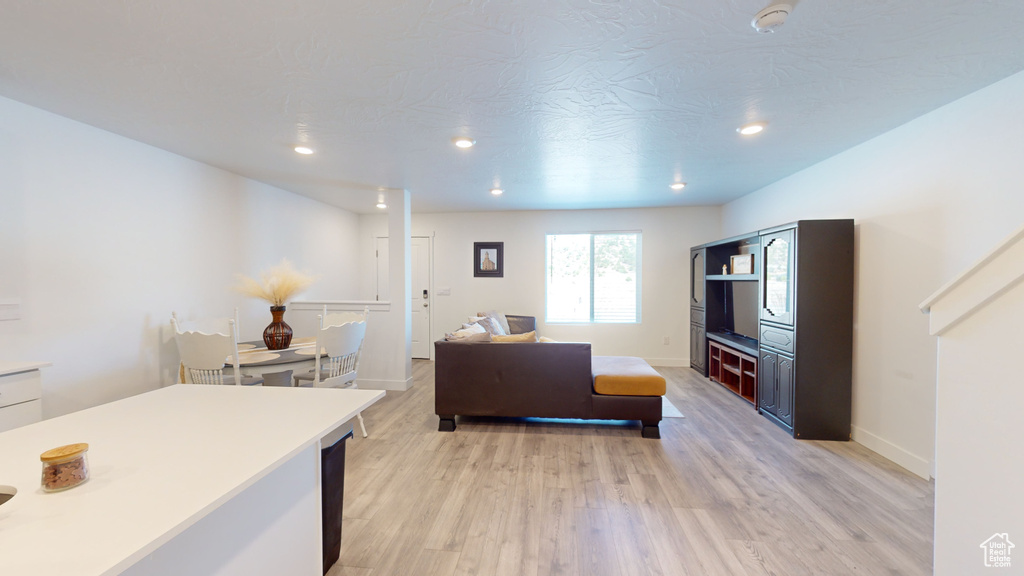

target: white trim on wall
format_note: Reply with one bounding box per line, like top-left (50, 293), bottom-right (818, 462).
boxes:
top-left (851, 425), bottom-right (932, 479)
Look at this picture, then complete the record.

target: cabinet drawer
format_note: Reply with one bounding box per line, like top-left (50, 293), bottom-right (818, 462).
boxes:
top-left (759, 324), bottom-right (795, 354)
top-left (0, 399), bottom-right (42, 433)
top-left (690, 308), bottom-right (705, 324)
top-left (0, 370), bottom-right (43, 409)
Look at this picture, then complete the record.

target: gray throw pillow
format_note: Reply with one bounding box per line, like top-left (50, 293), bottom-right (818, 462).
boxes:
top-left (479, 310), bottom-right (511, 335)
top-left (467, 316), bottom-right (505, 336)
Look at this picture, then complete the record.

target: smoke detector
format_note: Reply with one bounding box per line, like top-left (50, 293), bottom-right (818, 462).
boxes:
top-left (751, 3), bottom-right (792, 33)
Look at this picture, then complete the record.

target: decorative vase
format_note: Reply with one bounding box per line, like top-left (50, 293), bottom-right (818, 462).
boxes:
top-left (263, 305), bottom-right (293, 350)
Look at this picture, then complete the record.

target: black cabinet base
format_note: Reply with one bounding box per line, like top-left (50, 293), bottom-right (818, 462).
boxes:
top-left (438, 416), bottom-right (456, 432)
top-left (759, 409), bottom-right (794, 436)
top-left (321, 429), bottom-right (354, 575)
top-left (759, 409), bottom-right (850, 441)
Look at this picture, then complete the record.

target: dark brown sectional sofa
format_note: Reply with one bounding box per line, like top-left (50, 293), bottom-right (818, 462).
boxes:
top-left (433, 315), bottom-right (661, 437)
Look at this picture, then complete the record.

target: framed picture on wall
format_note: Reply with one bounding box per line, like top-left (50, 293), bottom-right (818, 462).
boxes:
top-left (474, 242), bottom-right (503, 277)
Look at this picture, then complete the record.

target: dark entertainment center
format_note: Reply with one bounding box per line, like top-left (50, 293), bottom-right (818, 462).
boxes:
top-left (689, 219), bottom-right (854, 440)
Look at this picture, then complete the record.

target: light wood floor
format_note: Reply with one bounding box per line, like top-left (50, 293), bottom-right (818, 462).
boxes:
top-left (330, 360), bottom-right (934, 576)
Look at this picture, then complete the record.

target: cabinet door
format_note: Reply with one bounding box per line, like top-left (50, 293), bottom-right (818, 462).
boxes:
top-left (777, 354), bottom-right (795, 426)
top-left (690, 248), bottom-right (706, 308)
top-left (760, 229), bottom-right (795, 326)
top-left (758, 350), bottom-right (778, 416)
top-left (690, 322), bottom-right (707, 373)
top-left (0, 400), bottom-right (42, 433)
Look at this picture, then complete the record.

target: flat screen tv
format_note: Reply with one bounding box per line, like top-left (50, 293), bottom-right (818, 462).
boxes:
top-left (725, 281), bottom-right (759, 341)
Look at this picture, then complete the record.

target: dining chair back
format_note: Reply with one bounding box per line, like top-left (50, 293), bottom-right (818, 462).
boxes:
top-left (171, 314), bottom-right (262, 386)
top-left (171, 309), bottom-right (240, 341)
top-left (320, 305), bottom-right (369, 329)
top-left (314, 319), bottom-right (367, 388)
top-left (293, 316), bottom-right (369, 437)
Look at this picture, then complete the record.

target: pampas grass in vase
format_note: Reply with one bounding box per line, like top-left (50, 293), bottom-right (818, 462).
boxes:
top-left (235, 259), bottom-right (316, 350)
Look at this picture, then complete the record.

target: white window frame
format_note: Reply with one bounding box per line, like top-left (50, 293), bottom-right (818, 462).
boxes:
top-left (545, 231), bottom-right (642, 324)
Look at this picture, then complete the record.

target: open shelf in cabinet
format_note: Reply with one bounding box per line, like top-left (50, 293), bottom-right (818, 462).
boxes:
top-left (705, 233), bottom-right (760, 278)
top-left (708, 340), bottom-right (757, 405)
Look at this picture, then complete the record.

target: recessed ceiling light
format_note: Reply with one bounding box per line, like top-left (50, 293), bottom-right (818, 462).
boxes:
top-left (294, 146), bottom-right (314, 155)
top-left (452, 137), bottom-right (476, 149)
top-left (737, 122), bottom-right (767, 136)
top-left (670, 182), bottom-right (687, 191)
top-left (376, 193), bottom-right (387, 209)
top-left (490, 188), bottom-right (504, 196)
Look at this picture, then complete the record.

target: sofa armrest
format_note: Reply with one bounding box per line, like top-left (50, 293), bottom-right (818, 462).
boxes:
top-left (434, 340), bottom-right (591, 419)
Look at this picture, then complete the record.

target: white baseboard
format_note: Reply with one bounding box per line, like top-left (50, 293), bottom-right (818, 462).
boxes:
top-left (357, 377), bottom-right (413, 391)
top-left (852, 425), bottom-right (933, 479)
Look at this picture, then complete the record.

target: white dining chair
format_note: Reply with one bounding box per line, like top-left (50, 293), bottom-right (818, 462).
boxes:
top-left (321, 305), bottom-right (369, 329)
top-left (294, 317), bottom-right (368, 437)
top-left (171, 309), bottom-right (240, 342)
top-left (171, 315), bottom-right (264, 386)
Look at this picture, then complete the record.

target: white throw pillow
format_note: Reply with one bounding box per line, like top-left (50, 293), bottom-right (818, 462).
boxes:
top-left (450, 323), bottom-right (487, 339)
top-left (461, 331), bottom-right (492, 342)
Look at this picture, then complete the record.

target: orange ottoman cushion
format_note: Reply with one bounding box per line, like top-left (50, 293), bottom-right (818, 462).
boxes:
top-left (591, 356), bottom-right (666, 396)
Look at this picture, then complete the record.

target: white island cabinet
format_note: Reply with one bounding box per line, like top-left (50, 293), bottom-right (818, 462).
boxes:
top-left (0, 384), bottom-right (384, 576)
top-left (0, 361), bottom-right (50, 433)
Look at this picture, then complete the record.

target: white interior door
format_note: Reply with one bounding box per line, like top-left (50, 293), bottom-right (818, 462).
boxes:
top-left (375, 236), bottom-right (431, 359)
top-left (410, 237), bottom-right (431, 359)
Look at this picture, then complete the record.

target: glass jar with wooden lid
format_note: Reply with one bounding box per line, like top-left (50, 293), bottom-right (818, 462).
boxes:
top-left (40, 443), bottom-right (90, 492)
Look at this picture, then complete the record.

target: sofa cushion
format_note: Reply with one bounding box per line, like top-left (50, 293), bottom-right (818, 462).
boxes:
top-left (506, 315), bottom-right (537, 335)
top-left (493, 330), bottom-right (537, 342)
top-left (460, 331), bottom-right (493, 342)
top-left (477, 310), bottom-right (511, 334)
top-left (448, 322), bottom-right (486, 340)
top-left (465, 316), bottom-right (505, 335)
top-left (591, 356), bottom-right (666, 396)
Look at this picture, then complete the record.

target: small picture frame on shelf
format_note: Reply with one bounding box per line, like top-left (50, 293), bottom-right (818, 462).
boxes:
top-left (730, 254), bottom-right (754, 275)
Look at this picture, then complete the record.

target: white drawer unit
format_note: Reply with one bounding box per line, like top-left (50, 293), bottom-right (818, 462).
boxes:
top-left (0, 362), bottom-right (49, 433)
top-left (0, 399), bottom-right (42, 433)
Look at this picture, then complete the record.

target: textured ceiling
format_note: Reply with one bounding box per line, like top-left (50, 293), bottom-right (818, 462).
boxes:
top-left (2, 1), bottom-right (1024, 214)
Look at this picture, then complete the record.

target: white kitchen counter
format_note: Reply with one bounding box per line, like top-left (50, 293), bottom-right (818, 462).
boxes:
top-left (0, 384), bottom-right (384, 575)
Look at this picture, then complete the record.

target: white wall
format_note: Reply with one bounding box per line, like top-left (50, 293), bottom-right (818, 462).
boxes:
top-left (362, 206), bottom-right (721, 365)
top-left (934, 281), bottom-right (1024, 574)
top-left (921, 225), bottom-right (1024, 575)
top-left (0, 95), bottom-right (360, 417)
top-left (720, 70), bottom-right (1024, 478)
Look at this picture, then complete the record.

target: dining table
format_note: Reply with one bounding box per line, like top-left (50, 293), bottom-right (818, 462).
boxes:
top-left (233, 337), bottom-right (325, 387)
top-left (178, 337), bottom-right (324, 387)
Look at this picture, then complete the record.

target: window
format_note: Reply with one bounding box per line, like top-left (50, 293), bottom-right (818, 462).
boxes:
top-left (545, 232), bottom-right (641, 323)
